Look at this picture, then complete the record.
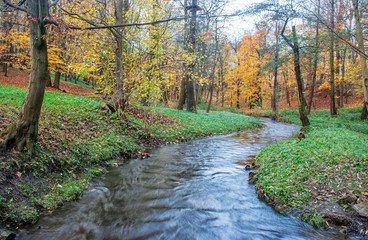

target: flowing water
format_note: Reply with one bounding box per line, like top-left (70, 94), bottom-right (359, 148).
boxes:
top-left (18, 118), bottom-right (340, 240)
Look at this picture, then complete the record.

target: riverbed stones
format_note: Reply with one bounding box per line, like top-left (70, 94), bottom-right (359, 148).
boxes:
top-left (352, 203), bottom-right (368, 218)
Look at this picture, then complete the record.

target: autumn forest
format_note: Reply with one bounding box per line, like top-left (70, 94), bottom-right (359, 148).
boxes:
top-left (0, 0), bottom-right (367, 239)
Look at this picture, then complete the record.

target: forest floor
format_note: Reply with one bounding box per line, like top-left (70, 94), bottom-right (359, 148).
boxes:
top-left (0, 71), bottom-right (262, 235)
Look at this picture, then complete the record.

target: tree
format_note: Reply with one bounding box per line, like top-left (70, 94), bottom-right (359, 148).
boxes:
top-left (307, 0), bottom-right (321, 114)
top-left (177, 0), bottom-right (200, 112)
top-left (281, 19), bottom-right (310, 126)
top-left (271, 21), bottom-right (280, 113)
top-left (1, 0), bottom-right (50, 153)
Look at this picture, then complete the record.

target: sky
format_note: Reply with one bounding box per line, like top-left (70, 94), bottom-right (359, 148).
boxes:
top-left (223, 0), bottom-right (265, 40)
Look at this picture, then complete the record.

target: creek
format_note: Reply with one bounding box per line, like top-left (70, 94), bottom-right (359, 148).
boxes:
top-left (18, 118), bottom-right (340, 240)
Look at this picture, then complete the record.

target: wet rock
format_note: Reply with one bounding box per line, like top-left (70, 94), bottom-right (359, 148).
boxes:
top-left (337, 191), bottom-right (357, 206)
top-left (297, 132), bottom-right (305, 139)
top-left (248, 171), bottom-right (255, 180)
top-left (322, 212), bottom-right (353, 226)
top-left (352, 203), bottom-right (368, 218)
top-left (245, 165), bottom-right (252, 170)
top-left (0, 228), bottom-right (16, 240)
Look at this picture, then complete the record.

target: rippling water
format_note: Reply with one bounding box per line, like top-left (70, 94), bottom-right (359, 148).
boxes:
top-left (18, 118), bottom-right (341, 240)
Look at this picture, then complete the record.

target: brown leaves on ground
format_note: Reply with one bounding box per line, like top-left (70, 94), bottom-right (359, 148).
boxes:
top-left (0, 67), bottom-right (97, 97)
top-left (126, 105), bottom-right (178, 126)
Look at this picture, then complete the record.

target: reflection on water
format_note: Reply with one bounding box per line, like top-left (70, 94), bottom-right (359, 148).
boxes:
top-left (18, 118), bottom-right (341, 240)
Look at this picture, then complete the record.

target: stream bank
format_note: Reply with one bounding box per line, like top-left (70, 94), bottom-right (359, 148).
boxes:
top-left (250, 108), bottom-right (368, 239)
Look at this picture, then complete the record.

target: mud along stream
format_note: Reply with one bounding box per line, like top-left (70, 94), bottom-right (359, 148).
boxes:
top-left (17, 118), bottom-right (340, 240)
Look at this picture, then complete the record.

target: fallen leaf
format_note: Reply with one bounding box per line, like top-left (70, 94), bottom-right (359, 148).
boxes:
top-left (362, 192), bottom-right (368, 197)
top-left (316, 195), bottom-right (324, 200)
top-left (16, 171), bottom-right (22, 178)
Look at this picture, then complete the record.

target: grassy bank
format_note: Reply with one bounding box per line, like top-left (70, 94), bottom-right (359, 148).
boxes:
top-left (251, 107), bottom-right (368, 236)
top-left (0, 84), bottom-right (262, 226)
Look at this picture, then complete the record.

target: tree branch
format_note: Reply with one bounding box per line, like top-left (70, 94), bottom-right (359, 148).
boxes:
top-left (302, 6), bottom-right (368, 59)
top-left (49, 0), bottom-right (59, 8)
top-left (280, 18), bottom-right (294, 48)
top-left (2, 0), bottom-right (27, 12)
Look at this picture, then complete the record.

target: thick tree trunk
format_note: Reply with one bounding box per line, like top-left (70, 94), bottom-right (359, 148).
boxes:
top-left (54, 71), bottom-right (61, 89)
top-left (1, 0), bottom-right (49, 153)
top-left (353, 0), bottom-right (368, 119)
top-left (185, 0), bottom-right (198, 113)
top-left (112, 0), bottom-right (129, 115)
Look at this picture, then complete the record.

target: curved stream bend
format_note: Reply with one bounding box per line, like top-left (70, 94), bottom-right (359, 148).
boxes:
top-left (18, 118), bottom-right (339, 240)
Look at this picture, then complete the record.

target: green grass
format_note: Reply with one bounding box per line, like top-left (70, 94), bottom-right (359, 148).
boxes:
top-left (277, 107), bottom-right (368, 133)
top-left (253, 107), bottom-right (368, 228)
top-left (0, 84), bottom-right (262, 225)
top-left (150, 107), bottom-right (262, 142)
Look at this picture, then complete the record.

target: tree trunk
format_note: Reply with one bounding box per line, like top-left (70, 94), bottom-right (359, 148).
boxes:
top-left (236, 81), bottom-right (240, 109)
top-left (1, 0), bottom-right (49, 153)
top-left (353, 0), bottom-right (368, 119)
top-left (271, 22), bottom-right (280, 113)
top-left (54, 71), bottom-right (61, 89)
top-left (283, 72), bottom-right (291, 107)
top-left (3, 63), bottom-right (7, 77)
top-left (340, 49), bottom-right (346, 107)
top-left (177, 0), bottom-right (188, 111)
top-left (307, 0), bottom-right (320, 114)
top-left (112, 0), bottom-right (129, 115)
top-left (177, 77), bottom-right (186, 110)
top-left (281, 22), bottom-right (310, 127)
top-left (329, 0), bottom-right (338, 115)
top-left (336, 50), bottom-right (343, 108)
top-left (185, 0), bottom-right (199, 113)
top-left (46, 70), bottom-right (52, 87)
